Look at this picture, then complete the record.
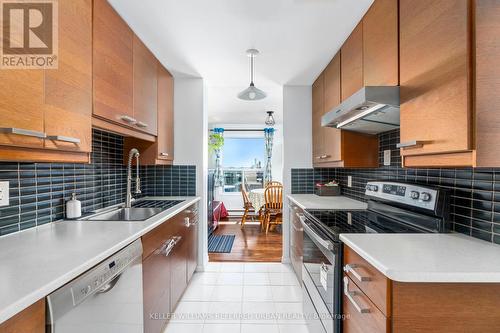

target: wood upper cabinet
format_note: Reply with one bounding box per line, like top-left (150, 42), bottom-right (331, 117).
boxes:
top-left (0, 70), bottom-right (45, 149)
top-left (44, 0), bottom-right (92, 153)
top-left (124, 63), bottom-right (174, 165)
top-left (322, 53), bottom-right (342, 163)
top-left (312, 74), bottom-right (325, 164)
top-left (363, 0), bottom-right (399, 86)
top-left (133, 36), bottom-right (158, 135)
top-left (399, 0), bottom-right (472, 164)
top-left (0, 299), bottom-right (45, 333)
top-left (341, 22), bottom-right (363, 101)
top-left (93, 0), bottom-right (134, 128)
top-left (157, 65), bottom-right (175, 162)
top-left (0, 0), bottom-right (91, 161)
top-left (313, 52), bottom-right (379, 168)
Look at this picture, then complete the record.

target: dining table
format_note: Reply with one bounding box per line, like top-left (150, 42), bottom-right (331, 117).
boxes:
top-left (248, 188), bottom-right (266, 210)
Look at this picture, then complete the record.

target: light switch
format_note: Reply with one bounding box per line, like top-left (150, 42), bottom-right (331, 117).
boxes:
top-left (0, 181), bottom-right (9, 207)
top-left (384, 150), bottom-right (391, 166)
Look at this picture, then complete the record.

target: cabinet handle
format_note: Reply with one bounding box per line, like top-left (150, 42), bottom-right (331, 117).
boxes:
top-left (136, 121), bottom-right (148, 128)
top-left (396, 141), bottom-right (424, 149)
top-left (343, 277), bottom-right (370, 314)
top-left (344, 264), bottom-right (371, 282)
top-left (160, 152), bottom-right (169, 157)
top-left (0, 127), bottom-right (46, 139)
top-left (162, 238), bottom-right (176, 257)
top-left (46, 135), bottom-right (81, 144)
top-left (184, 217), bottom-right (191, 227)
top-left (120, 115), bottom-right (137, 124)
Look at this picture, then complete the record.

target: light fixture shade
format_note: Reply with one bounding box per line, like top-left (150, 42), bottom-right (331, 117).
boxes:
top-left (237, 83), bottom-right (267, 101)
top-left (265, 111), bottom-right (275, 126)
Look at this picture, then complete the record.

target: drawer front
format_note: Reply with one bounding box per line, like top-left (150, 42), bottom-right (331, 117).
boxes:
top-left (344, 245), bottom-right (390, 316)
top-left (343, 275), bottom-right (389, 333)
top-left (142, 218), bottom-right (178, 260)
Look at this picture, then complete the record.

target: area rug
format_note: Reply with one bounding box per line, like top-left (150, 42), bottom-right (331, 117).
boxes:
top-left (208, 234), bottom-right (236, 253)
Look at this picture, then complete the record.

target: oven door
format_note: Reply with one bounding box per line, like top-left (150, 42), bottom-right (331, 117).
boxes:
top-left (299, 214), bottom-right (340, 333)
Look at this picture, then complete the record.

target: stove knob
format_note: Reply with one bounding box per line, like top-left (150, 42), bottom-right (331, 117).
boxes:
top-left (371, 185), bottom-right (379, 192)
top-left (420, 192), bottom-right (431, 202)
top-left (365, 185), bottom-right (372, 191)
top-left (410, 191), bottom-right (420, 200)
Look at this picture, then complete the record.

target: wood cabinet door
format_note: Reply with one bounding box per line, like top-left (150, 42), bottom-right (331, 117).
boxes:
top-left (44, 0), bottom-right (92, 152)
top-left (0, 299), bottom-right (45, 333)
top-left (93, 0), bottom-right (134, 127)
top-left (170, 226), bottom-right (188, 310)
top-left (322, 53), bottom-right (342, 163)
top-left (143, 247), bottom-right (171, 333)
top-left (341, 22), bottom-right (363, 101)
top-left (157, 64), bottom-right (174, 161)
top-left (312, 74), bottom-right (325, 165)
top-left (133, 36), bottom-right (158, 135)
top-left (399, 0), bottom-right (471, 156)
top-left (0, 70), bottom-right (44, 148)
top-left (363, 0), bottom-right (399, 86)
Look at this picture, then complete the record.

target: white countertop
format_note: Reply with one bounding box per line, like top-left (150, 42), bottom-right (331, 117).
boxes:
top-left (287, 194), bottom-right (367, 210)
top-left (0, 196), bottom-right (200, 324)
top-left (340, 233), bottom-right (500, 283)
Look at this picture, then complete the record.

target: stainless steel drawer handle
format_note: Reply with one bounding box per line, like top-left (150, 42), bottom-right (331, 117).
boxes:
top-left (160, 152), bottom-right (169, 157)
top-left (321, 155), bottom-right (331, 159)
top-left (47, 135), bottom-right (81, 144)
top-left (136, 121), bottom-right (148, 128)
top-left (344, 264), bottom-right (371, 282)
top-left (162, 238), bottom-right (177, 257)
top-left (0, 127), bottom-right (46, 139)
top-left (396, 140), bottom-right (424, 149)
top-left (344, 277), bottom-right (370, 314)
top-left (120, 115), bottom-right (137, 124)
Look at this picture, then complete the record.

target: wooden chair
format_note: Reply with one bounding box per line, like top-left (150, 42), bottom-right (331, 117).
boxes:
top-left (263, 185), bottom-right (283, 234)
top-left (241, 182), bottom-right (263, 229)
top-left (265, 181), bottom-right (282, 187)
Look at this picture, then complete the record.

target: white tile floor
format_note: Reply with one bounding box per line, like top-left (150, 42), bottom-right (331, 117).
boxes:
top-left (163, 262), bottom-right (309, 333)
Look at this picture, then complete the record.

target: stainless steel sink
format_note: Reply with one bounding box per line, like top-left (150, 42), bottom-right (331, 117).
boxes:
top-left (85, 207), bottom-right (164, 221)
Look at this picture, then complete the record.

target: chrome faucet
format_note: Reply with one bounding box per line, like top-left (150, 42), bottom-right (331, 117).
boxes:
top-left (126, 148), bottom-right (141, 208)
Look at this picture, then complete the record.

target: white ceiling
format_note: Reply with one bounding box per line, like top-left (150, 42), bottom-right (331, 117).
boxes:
top-left (109, 0), bottom-right (373, 124)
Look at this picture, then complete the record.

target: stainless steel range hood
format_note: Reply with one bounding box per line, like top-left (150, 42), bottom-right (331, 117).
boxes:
top-left (321, 86), bottom-right (400, 135)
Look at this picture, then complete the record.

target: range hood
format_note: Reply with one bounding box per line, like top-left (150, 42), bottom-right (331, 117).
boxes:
top-left (321, 86), bottom-right (400, 135)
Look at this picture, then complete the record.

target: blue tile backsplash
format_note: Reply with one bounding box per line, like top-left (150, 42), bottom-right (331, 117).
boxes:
top-left (292, 129), bottom-right (500, 244)
top-left (0, 129), bottom-right (195, 236)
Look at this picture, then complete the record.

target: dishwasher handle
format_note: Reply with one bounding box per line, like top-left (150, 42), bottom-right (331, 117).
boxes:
top-left (95, 274), bottom-right (122, 294)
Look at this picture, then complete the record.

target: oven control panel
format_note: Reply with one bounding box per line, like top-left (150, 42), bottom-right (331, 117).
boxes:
top-left (365, 181), bottom-right (438, 211)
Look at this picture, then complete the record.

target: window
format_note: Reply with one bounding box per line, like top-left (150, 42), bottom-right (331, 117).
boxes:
top-left (222, 137), bottom-right (265, 193)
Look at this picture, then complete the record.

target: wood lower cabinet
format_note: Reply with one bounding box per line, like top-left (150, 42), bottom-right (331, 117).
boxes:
top-left (0, 299), bottom-right (45, 333)
top-left (343, 245), bottom-right (500, 333)
top-left (142, 203), bottom-right (199, 333)
top-left (92, 0), bottom-right (134, 129)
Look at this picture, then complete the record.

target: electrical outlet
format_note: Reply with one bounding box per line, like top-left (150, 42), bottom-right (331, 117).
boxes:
top-left (347, 212), bottom-right (352, 225)
top-left (384, 150), bottom-right (391, 166)
top-left (0, 181), bottom-right (9, 207)
top-left (347, 176), bottom-right (352, 188)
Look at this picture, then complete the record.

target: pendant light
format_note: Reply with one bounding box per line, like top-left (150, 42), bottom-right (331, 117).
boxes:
top-left (265, 111), bottom-right (275, 126)
top-left (237, 49), bottom-right (267, 101)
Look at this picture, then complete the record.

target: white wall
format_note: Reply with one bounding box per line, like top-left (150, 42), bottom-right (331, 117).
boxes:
top-left (282, 85), bottom-right (312, 262)
top-left (174, 77), bottom-right (209, 270)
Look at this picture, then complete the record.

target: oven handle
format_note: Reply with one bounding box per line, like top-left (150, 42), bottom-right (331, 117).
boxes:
top-left (298, 213), bottom-right (334, 251)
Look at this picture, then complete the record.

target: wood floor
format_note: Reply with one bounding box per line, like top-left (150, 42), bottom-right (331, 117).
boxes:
top-left (209, 217), bottom-right (282, 262)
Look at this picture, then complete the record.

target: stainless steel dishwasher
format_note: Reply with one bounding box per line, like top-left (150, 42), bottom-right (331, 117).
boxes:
top-left (46, 239), bottom-right (144, 333)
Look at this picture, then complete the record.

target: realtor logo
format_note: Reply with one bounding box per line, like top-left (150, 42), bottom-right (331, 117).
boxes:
top-left (1, 0), bottom-right (58, 69)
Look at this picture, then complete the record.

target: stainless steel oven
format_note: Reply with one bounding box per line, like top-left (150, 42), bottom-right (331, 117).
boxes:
top-left (299, 213), bottom-right (340, 333)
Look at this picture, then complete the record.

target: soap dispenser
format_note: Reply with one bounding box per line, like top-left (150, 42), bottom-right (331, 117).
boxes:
top-left (66, 193), bottom-right (82, 219)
